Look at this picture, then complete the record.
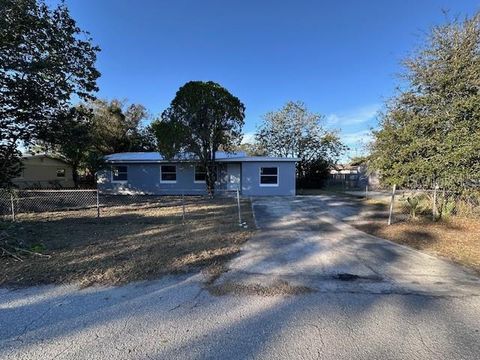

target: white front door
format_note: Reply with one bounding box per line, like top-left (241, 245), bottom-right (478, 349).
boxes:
top-left (227, 163), bottom-right (241, 190)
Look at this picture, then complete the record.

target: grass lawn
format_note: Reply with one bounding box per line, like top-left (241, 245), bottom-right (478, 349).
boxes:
top-left (355, 217), bottom-right (480, 272)
top-left (353, 199), bottom-right (480, 274)
top-left (0, 197), bottom-right (254, 288)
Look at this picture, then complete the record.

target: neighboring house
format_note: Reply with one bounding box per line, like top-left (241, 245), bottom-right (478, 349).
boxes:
top-left (97, 152), bottom-right (299, 196)
top-left (328, 163), bottom-right (380, 189)
top-left (12, 155), bottom-right (74, 189)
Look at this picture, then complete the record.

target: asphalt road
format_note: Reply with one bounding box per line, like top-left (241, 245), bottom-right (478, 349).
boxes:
top-left (1, 195), bottom-right (479, 360)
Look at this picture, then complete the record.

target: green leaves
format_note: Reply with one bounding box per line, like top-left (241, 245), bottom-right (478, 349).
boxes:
top-left (150, 120), bottom-right (188, 160)
top-left (0, 0), bottom-right (100, 187)
top-left (153, 81), bottom-right (245, 194)
top-left (255, 101), bottom-right (346, 188)
top-left (370, 13), bottom-right (480, 190)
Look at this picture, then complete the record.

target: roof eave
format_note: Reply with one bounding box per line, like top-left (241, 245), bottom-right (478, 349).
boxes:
top-left (106, 158), bottom-right (300, 164)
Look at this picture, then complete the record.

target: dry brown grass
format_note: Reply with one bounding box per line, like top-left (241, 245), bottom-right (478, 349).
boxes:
top-left (354, 211), bottom-right (480, 273)
top-left (0, 197), bottom-right (255, 288)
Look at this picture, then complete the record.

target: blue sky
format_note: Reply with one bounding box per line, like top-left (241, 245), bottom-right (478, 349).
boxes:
top-left (61, 0), bottom-right (478, 161)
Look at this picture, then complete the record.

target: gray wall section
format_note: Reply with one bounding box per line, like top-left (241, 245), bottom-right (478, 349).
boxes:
top-left (241, 161), bottom-right (296, 196)
top-left (98, 163), bottom-right (228, 195)
top-left (97, 161), bottom-right (297, 196)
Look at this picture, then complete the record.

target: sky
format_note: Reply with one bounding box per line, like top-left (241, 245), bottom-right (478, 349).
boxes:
top-left (59, 0), bottom-right (479, 161)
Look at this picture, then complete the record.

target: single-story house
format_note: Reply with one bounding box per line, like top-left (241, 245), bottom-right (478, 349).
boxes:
top-left (12, 154), bottom-right (74, 189)
top-left (97, 152), bottom-right (299, 196)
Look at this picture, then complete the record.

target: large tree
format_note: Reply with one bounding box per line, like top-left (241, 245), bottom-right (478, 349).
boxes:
top-left (256, 101), bottom-right (346, 188)
top-left (35, 99), bottom-right (154, 186)
top-left (370, 13), bottom-right (480, 190)
top-left (0, 0), bottom-right (100, 187)
top-left (88, 99), bottom-right (155, 154)
top-left (151, 81), bottom-right (245, 194)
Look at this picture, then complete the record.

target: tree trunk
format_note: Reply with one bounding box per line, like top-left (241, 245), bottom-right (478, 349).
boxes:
top-left (72, 165), bottom-right (79, 188)
top-left (206, 155), bottom-right (216, 197)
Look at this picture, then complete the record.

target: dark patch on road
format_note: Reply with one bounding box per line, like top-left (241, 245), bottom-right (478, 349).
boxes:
top-left (334, 273), bottom-right (384, 282)
top-left (207, 279), bottom-right (314, 297)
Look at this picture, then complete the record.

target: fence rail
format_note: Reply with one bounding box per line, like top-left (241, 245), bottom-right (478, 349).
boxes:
top-left (0, 188), bottom-right (247, 227)
top-left (328, 185), bottom-right (480, 224)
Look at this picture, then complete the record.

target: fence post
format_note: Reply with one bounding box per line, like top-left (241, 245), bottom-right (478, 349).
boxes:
top-left (10, 191), bottom-right (16, 222)
top-left (236, 187), bottom-right (242, 227)
top-left (432, 184), bottom-right (438, 221)
top-left (96, 190), bottom-right (100, 218)
top-left (182, 192), bottom-right (186, 225)
top-left (388, 184), bottom-right (396, 225)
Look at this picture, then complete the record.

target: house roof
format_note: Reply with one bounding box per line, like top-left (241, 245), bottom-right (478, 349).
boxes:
top-left (22, 154), bottom-right (69, 164)
top-left (105, 152), bottom-right (299, 163)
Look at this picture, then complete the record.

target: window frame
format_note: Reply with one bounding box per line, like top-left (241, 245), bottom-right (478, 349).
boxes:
top-left (194, 165), bottom-right (218, 184)
top-left (160, 164), bottom-right (177, 184)
top-left (56, 168), bottom-right (66, 178)
top-left (111, 165), bottom-right (128, 183)
top-left (259, 166), bottom-right (279, 187)
top-left (194, 165), bottom-right (207, 184)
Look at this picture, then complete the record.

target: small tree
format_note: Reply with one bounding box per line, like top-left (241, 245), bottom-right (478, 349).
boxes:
top-left (152, 81), bottom-right (245, 195)
top-left (256, 101), bottom-right (346, 188)
top-left (51, 106), bottom-right (94, 187)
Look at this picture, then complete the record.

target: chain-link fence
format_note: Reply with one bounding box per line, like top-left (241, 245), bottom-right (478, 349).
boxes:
top-left (322, 184), bottom-right (480, 225)
top-left (0, 188), bottom-right (249, 228)
top-left (386, 187), bottom-right (480, 224)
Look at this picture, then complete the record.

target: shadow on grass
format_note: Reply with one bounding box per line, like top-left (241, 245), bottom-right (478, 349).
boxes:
top-left (0, 199), bottom-right (255, 288)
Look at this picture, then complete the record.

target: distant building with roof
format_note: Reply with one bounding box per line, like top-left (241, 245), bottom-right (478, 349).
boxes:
top-left (12, 154), bottom-right (74, 189)
top-left (97, 151), bottom-right (299, 196)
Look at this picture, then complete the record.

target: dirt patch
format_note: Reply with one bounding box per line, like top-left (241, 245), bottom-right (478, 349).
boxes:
top-left (0, 197), bottom-right (255, 288)
top-left (354, 216), bottom-right (480, 274)
top-left (208, 279), bottom-right (313, 297)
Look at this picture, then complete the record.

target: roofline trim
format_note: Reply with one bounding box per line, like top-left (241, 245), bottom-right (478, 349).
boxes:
top-left (106, 158), bottom-right (300, 164)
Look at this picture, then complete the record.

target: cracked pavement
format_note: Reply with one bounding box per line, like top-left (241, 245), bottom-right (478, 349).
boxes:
top-left (1, 195), bottom-right (480, 359)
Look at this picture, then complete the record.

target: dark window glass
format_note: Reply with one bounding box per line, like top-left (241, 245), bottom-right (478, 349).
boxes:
top-left (161, 165), bottom-right (177, 182)
top-left (261, 167), bottom-right (278, 175)
top-left (112, 166), bottom-right (128, 181)
top-left (195, 166), bottom-right (206, 182)
top-left (195, 165), bottom-right (217, 182)
top-left (260, 167), bottom-right (278, 185)
top-left (260, 175), bottom-right (278, 184)
top-left (162, 165), bottom-right (176, 173)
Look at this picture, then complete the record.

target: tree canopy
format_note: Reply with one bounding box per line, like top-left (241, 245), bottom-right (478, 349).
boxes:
top-left (151, 81), bottom-right (245, 194)
top-left (370, 13), bottom-right (480, 190)
top-left (88, 99), bottom-right (155, 154)
top-left (255, 101), bottom-right (346, 188)
top-left (35, 99), bottom-right (154, 187)
top-left (0, 0), bottom-right (100, 187)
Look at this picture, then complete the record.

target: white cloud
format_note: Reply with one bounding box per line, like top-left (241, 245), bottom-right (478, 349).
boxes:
top-left (326, 103), bottom-right (380, 128)
top-left (341, 129), bottom-right (374, 146)
top-left (241, 132), bottom-right (255, 144)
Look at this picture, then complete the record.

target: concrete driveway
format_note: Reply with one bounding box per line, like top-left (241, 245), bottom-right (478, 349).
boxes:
top-left (1, 195), bottom-right (479, 359)
top-left (219, 196), bottom-right (480, 296)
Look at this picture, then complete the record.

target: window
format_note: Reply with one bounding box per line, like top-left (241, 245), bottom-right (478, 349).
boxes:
top-left (194, 165), bottom-right (217, 183)
top-left (161, 165), bottom-right (177, 183)
top-left (260, 167), bottom-right (278, 186)
top-left (56, 168), bottom-right (66, 178)
top-left (112, 165), bottom-right (128, 182)
top-left (194, 165), bottom-right (206, 183)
